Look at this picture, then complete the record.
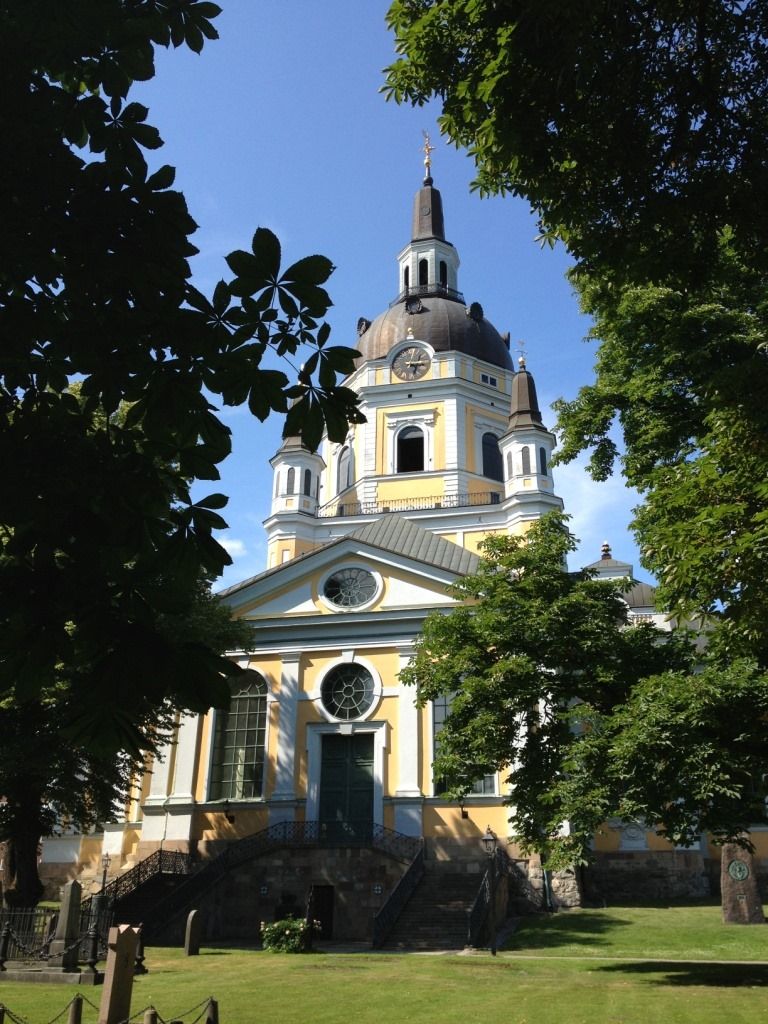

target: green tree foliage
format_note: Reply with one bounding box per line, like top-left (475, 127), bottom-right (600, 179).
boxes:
top-left (385, 2), bottom-right (768, 642)
top-left (0, 575), bottom-right (253, 907)
top-left (385, 1), bottom-right (768, 282)
top-left (555, 244), bottom-right (768, 658)
top-left (0, 1), bottom-right (363, 749)
top-left (558, 660), bottom-right (768, 855)
top-left (400, 513), bottom-right (691, 868)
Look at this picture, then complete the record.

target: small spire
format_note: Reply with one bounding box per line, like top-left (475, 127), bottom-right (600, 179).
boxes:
top-left (508, 359), bottom-right (544, 429)
top-left (422, 130), bottom-right (435, 183)
top-left (601, 541), bottom-right (612, 560)
top-left (517, 339), bottom-right (527, 368)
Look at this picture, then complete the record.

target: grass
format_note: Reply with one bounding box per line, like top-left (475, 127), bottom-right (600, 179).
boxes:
top-left (0, 905), bottom-right (766, 1024)
top-left (505, 901), bottom-right (768, 961)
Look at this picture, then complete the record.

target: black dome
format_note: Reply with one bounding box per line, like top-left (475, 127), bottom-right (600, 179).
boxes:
top-left (356, 296), bottom-right (513, 371)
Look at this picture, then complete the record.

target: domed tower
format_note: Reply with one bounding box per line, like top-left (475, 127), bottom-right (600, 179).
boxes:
top-left (264, 148), bottom-right (562, 565)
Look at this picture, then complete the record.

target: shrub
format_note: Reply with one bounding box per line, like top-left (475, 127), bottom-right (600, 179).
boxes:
top-left (260, 917), bottom-right (320, 953)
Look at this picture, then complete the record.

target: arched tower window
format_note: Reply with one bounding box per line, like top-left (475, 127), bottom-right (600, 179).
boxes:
top-left (403, 266), bottom-right (410, 291)
top-left (337, 446), bottom-right (352, 493)
top-left (397, 426), bottom-right (424, 473)
top-left (539, 447), bottom-right (548, 476)
top-left (521, 447), bottom-right (531, 474)
top-left (209, 675), bottom-right (268, 800)
top-left (439, 260), bottom-right (447, 287)
top-left (482, 433), bottom-right (503, 482)
top-left (506, 452), bottom-right (513, 478)
top-left (286, 467), bottom-right (295, 494)
top-left (418, 258), bottom-right (428, 286)
top-left (303, 468), bottom-right (312, 495)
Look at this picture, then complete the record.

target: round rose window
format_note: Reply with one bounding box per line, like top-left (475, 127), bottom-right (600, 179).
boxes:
top-left (323, 567), bottom-right (377, 608)
top-left (321, 664), bottom-right (375, 720)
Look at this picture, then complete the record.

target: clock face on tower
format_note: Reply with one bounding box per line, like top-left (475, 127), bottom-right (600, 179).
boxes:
top-left (392, 346), bottom-right (431, 381)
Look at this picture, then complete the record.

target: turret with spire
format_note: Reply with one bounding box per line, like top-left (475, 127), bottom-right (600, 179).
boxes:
top-left (395, 134), bottom-right (461, 304)
top-left (499, 355), bottom-right (561, 521)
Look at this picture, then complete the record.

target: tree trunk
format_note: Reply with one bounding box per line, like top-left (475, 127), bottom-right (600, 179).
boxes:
top-left (2, 829), bottom-right (44, 908)
top-left (720, 843), bottom-right (765, 924)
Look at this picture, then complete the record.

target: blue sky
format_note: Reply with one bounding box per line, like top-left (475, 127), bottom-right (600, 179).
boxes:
top-left (135, 1), bottom-right (645, 590)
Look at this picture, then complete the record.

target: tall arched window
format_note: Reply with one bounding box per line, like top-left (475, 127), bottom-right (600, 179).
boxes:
top-left (439, 260), bottom-right (447, 287)
top-left (521, 447), bottom-right (531, 474)
top-left (397, 426), bottom-right (424, 473)
top-left (337, 446), bottom-right (352, 493)
top-left (303, 468), bottom-right (312, 495)
top-left (286, 467), bottom-right (295, 494)
top-left (418, 258), bottom-right (428, 286)
top-left (482, 433), bottom-right (503, 482)
top-left (403, 266), bottom-right (410, 291)
top-left (506, 452), bottom-right (513, 478)
top-left (539, 447), bottom-right (548, 476)
top-left (209, 675), bottom-right (268, 800)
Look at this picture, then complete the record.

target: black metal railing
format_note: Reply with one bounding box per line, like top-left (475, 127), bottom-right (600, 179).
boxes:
top-left (317, 490), bottom-right (502, 519)
top-left (80, 847), bottom-right (194, 922)
top-left (0, 907), bottom-right (57, 962)
top-left (142, 821), bottom-right (423, 941)
top-left (371, 844), bottom-right (425, 948)
top-left (466, 848), bottom-right (507, 947)
top-left (390, 284), bottom-right (465, 306)
top-left (0, 904), bottom-right (113, 966)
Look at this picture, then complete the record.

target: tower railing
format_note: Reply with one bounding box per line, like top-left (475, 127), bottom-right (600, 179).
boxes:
top-left (316, 490), bottom-right (502, 519)
top-left (390, 283), bottom-right (465, 306)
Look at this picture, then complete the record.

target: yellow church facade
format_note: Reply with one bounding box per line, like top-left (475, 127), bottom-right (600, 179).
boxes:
top-left (39, 164), bottom-right (760, 942)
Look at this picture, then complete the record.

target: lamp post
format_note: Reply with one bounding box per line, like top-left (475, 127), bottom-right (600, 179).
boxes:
top-left (481, 826), bottom-right (498, 956)
top-left (100, 851), bottom-right (111, 893)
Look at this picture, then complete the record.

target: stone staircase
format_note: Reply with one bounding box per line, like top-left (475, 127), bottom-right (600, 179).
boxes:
top-left (382, 864), bottom-right (483, 950)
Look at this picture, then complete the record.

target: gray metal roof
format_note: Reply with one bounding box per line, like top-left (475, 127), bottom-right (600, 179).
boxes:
top-left (219, 513), bottom-right (479, 600)
top-left (623, 580), bottom-right (657, 609)
top-left (350, 514), bottom-right (480, 576)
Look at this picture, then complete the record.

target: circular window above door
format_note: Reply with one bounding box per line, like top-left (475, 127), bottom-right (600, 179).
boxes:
top-left (320, 664), bottom-right (376, 721)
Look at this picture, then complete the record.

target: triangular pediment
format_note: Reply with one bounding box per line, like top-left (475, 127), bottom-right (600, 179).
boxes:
top-left (219, 514), bottom-right (478, 620)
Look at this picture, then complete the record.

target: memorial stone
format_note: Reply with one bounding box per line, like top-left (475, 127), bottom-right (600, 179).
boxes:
top-left (98, 925), bottom-right (140, 1024)
top-left (47, 880), bottom-right (82, 972)
top-left (720, 844), bottom-right (765, 925)
top-left (184, 910), bottom-right (202, 956)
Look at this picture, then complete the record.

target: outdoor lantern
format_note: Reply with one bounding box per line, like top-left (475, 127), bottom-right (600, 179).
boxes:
top-left (100, 851), bottom-right (112, 892)
top-left (481, 826), bottom-right (497, 858)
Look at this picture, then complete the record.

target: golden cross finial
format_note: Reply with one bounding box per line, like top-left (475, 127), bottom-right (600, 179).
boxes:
top-left (422, 130), bottom-right (435, 178)
top-left (516, 339), bottom-right (527, 368)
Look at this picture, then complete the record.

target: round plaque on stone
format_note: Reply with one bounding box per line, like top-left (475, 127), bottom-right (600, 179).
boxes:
top-left (727, 859), bottom-right (750, 882)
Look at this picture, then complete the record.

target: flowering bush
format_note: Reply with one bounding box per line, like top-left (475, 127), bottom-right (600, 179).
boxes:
top-left (260, 917), bottom-right (321, 953)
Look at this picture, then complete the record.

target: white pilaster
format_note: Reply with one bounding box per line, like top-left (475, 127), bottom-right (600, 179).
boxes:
top-left (167, 713), bottom-right (200, 805)
top-left (395, 652), bottom-right (420, 798)
top-left (272, 655), bottom-right (301, 803)
top-left (144, 738), bottom-right (173, 806)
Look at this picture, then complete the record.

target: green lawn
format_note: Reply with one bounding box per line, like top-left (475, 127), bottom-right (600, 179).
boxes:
top-left (505, 902), bottom-right (768, 961)
top-left (0, 905), bottom-right (766, 1024)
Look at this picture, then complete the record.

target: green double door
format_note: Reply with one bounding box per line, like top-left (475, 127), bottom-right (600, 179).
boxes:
top-left (319, 733), bottom-right (374, 843)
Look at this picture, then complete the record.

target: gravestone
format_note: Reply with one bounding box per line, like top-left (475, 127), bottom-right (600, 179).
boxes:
top-left (98, 925), bottom-right (139, 1024)
top-left (184, 910), bottom-right (202, 956)
top-left (720, 845), bottom-right (765, 924)
top-left (47, 880), bottom-right (82, 972)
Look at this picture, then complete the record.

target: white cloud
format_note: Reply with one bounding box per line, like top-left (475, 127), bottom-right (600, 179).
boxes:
top-left (219, 535), bottom-right (247, 558)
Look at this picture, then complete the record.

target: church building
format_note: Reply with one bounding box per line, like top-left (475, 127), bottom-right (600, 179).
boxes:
top-left (38, 154), bottom-right (731, 943)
